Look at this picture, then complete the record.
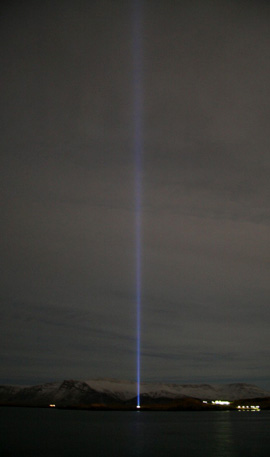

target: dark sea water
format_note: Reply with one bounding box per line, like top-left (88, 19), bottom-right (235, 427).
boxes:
top-left (0, 407), bottom-right (269, 457)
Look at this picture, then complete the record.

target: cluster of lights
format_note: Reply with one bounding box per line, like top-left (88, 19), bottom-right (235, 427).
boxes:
top-left (211, 400), bottom-right (231, 405)
top-left (237, 405), bottom-right (260, 411)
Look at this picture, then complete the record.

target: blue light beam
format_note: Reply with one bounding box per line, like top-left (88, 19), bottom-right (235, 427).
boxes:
top-left (132, 0), bottom-right (143, 409)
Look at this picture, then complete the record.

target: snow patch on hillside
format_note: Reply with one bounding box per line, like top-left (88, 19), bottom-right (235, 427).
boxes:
top-left (85, 379), bottom-right (270, 401)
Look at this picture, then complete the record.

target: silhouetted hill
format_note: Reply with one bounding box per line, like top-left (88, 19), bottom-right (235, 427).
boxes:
top-left (0, 379), bottom-right (269, 410)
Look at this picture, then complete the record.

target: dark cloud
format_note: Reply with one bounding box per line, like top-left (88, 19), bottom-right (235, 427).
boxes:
top-left (0, 0), bottom-right (269, 389)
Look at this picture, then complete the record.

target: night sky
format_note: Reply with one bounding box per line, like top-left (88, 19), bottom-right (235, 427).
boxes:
top-left (1, 0), bottom-right (269, 389)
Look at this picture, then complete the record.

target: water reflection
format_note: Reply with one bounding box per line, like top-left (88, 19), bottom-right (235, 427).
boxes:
top-left (0, 408), bottom-right (269, 457)
top-left (130, 411), bottom-right (239, 457)
top-left (213, 412), bottom-right (236, 457)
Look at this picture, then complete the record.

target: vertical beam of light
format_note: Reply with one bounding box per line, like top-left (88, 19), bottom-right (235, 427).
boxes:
top-left (132, 0), bottom-right (143, 409)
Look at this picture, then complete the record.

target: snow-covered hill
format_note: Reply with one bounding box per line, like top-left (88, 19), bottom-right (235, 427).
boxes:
top-left (0, 379), bottom-right (269, 407)
top-left (85, 379), bottom-right (270, 401)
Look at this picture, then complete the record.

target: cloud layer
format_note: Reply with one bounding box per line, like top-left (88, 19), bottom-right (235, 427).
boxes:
top-left (0, 0), bottom-right (269, 388)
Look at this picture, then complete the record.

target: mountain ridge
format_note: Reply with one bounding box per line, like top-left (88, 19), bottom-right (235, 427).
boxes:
top-left (84, 378), bottom-right (270, 401)
top-left (0, 379), bottom-right (269, 409)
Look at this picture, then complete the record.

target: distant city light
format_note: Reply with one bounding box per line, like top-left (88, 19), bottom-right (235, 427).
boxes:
top-left (212, 400), bottom-right (231, 405)
top-left (49, 404), bottom-right (56, 408)
top-left (237, 405), bottom-right (260, 411)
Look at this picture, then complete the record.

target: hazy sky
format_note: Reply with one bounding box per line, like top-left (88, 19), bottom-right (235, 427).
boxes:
top-left (1, 0), bottom-right (269, 389)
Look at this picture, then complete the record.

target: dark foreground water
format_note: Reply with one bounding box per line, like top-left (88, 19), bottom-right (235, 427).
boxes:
top-left (0, 407), bottom-right (269, 457)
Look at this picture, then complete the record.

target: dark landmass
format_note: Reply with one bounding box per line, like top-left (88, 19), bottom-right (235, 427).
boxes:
top-left (0, 379), bottom-right (269, 411)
